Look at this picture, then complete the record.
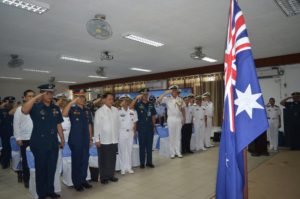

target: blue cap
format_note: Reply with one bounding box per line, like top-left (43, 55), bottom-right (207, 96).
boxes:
top-left (38, 84), bottom-right (55, 92)
top-left (149, 95), bottom-right (156, 102)
top-left (3, 96), bottom-right (16, 102)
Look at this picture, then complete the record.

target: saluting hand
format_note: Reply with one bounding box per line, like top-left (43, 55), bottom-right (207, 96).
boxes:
top-left (136, 94), bottom-right (143, 100)
top-left (34, 92), bottom-right (46, 101)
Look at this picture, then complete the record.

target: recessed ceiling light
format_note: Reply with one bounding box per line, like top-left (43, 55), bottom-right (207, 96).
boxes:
top-left (130, 67), bottom-right (152, 72)
top-left (88, 75), bottom-right (108, 79)
top-left (57, 81), bottom-right (77, 84)
top-left (23, 68), bottom-right (50, 73)
top-left (0, 76), bottom-right (23, 80)
top-left (60, 56), bottom-right (93, 63)
top-left (1, 0), bottom-right (49, 14)
top-left (124, 34), bottom-right (164, 47)
top-left (202, 57), bottom-right (218, 63)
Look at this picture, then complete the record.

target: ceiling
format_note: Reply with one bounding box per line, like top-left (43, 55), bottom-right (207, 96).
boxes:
top-left (0, 0), bottom-right (300, 85)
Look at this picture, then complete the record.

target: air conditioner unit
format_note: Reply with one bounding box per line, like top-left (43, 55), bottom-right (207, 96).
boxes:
top-left (257, 67), bottom-right (283, 79)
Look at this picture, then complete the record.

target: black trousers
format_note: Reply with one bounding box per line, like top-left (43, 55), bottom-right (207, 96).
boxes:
top-left (97, 144), bottom-right (117, 181)
top-left (181, 123), bottom-right (193, 153)
top-left (0, 135), bottom-right (11, 168)
top-left (31, 146), bottom-right (58, 198)
top-left (20, 140), bottom-right (30, 183)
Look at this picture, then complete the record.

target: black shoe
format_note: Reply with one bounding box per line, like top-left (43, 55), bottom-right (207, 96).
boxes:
top-left (146, 163), bottom-right (155, 168)
top-left (188, 151), bottom-right (194, 154)
top-left (140, 164), bottom-right (145, 169)
top-left (47, 193), bottom-right (60, 198)
top-left (74, 186), bottom-right (84, 192)
top-left (110, 176), bottom-right (118, 182)
top-left (82, 182), bottom-right (92, 189)
top-left (38, 197), bottom-right (46, 199)
top-left (100, 179), bottom-right (109, 184)
top-left (24, 182), bottom-right (29, 188)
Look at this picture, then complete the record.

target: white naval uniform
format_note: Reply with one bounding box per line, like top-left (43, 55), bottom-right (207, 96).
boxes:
top-left (266, 105), bottom-right (281, 150)
top-left (118, 107), bottom-right (138, 172)
top-left (162, 96), bottom-right (184, 156)
top-left (203, 101), bottom-right (214, 147)
top-left (192, 105), bottom-right (206, 150)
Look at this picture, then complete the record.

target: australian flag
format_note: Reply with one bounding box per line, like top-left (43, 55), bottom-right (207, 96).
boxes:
top-left (216, 0), bottom-right (269, 198)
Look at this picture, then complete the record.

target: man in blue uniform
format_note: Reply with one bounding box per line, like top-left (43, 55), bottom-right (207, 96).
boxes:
top-left (22, 84), bottom-right (65, 199)
top-left (0, 96), bottom-right (15, 169)
top-left (62, 89), bottom-right (93, 192)
top-left (130, 88), bottom-right (156, 168)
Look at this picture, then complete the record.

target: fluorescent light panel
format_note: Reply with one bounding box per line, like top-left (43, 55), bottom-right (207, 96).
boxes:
top-left (60, 56), bottom-right (93, 63)
top-left (124, 34), bottom-right (164, 47)
top-left (88, 75), bottom-right (108, 79)
top-left (1, 0), bottom-right (49, 14)
top-left (130, 67), bottom-right (152, 72)
top-left (23, 68), bottom-right (50, 73)
top-left (57, 81), bottom-right (77, 84)
top-left (202, 57), bottom-right (217, 63)
top-left (0, 76), bottom-right (23, 80)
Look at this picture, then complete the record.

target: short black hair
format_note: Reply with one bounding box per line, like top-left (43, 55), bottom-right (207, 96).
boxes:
top-left (102, 92), bottom-right (114, 99)
top-left (23, 89), bottom-right (35, 97)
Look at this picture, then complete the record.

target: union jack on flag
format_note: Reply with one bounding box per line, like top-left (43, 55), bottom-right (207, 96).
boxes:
top-left (216, 0), bottom-right (269, 198)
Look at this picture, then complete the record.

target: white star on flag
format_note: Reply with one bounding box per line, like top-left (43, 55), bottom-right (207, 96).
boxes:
top-left (234, 84), bottom-right (264, 119)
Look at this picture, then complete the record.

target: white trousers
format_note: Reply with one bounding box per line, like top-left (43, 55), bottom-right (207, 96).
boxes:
top-left (268, 119), bottom-right (279, 150)
top-left (167, 117), bottom-right (182, 156)
top-left (204, 117), bottom-right (213, 147)
top-left (118, 130), bottom-right (133, 171)
top-left (193, 121), bottom-right (205, 150)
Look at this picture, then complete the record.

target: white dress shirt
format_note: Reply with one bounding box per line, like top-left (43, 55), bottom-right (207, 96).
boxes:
top-left (162, 96), bottom-right (185, 118)
top-left (13, 106), bottom-right (33, 141)
top-left (183, 105), bottom-right (193, 124)
top-left (94, 104), bottom-right (119, 144)
top-left (203, 101), bottom-right (214, 118)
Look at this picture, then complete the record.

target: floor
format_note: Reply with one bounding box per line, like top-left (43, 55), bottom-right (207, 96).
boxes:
top-left (0, 146), bottom-right (299, 199)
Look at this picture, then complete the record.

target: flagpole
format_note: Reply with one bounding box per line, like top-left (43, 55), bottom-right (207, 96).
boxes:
top-left (243, 148), bottom-right (249, 199)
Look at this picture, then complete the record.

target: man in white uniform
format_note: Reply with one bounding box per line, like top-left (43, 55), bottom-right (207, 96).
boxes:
top-left (158, 85), bottom-right (185, 158)
top-left (266, 97), bottom-right (281, 151)
top-left (192, 95), bottom-right (207, 151)
top-left (118, 94), bottom-right (138, 175)
top-left (202, 92), bottom-right (214, 148)
top-left (94, 93), bottom-right (119, 184)
top-left (13, 89), bottom-right (35, 188)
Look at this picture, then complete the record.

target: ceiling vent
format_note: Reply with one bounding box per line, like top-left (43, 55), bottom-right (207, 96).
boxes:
top-left (274, 0), bottom-right (300, 17)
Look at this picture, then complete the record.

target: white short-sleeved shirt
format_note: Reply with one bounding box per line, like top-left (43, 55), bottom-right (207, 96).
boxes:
top-left (13, 106), bottom-right (33, 141)
top-left (183, 105), bottom-right (193, 124)
top-left (192, 105), bottom-right (206, 123)
top-left (119, 107), bottom-right (138, 131)
top-left (266, 105), bottom-right (281, 120)
top-left (203, 101), bottom-right (214, 118)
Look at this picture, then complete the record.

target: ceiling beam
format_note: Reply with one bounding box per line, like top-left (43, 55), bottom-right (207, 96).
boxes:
top-left (69, 53), bottom-right (300, 90)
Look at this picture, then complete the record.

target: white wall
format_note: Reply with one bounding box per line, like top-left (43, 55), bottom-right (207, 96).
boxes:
top-left (0, 79), bottom-right (68, 102)
top-left (259, 63), bottom-right (300, 131)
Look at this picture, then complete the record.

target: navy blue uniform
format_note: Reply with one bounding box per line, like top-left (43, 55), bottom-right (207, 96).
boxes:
top-left (68, 105), bottom-right (92, 187)
top-left (29, 102), bottom-right (63, 198)
top-left (135, 101), bottom-right (156, 165)
top-left (0, 108), bottom-right (13, 168)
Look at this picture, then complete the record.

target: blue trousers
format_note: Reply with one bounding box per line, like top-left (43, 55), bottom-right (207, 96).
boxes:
top-left (31, 146), bottom-right (58, 198)
top-left (138, 129), bottom-right (154, 165)
top-left (69, 144), bottom-right (89, 187)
